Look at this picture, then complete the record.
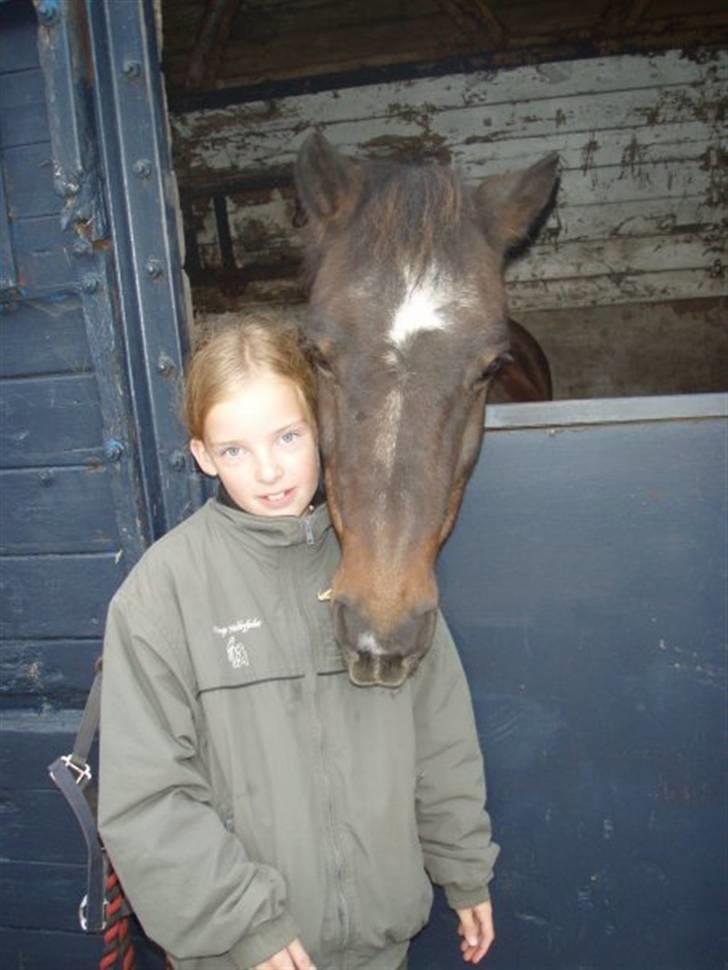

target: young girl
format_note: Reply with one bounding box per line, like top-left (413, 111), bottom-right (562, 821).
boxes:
top-left (98, 315), bottom-right (498, 970)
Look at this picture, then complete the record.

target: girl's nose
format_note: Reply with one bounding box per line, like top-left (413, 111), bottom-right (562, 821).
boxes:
top-left (255, 452), bottom-right (282, 484)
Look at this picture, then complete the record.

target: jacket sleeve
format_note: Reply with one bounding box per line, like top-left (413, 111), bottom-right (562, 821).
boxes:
top-left (98, 593), bottom-right (299, 968)
top-left (412, 613), bottom-right (500, 910)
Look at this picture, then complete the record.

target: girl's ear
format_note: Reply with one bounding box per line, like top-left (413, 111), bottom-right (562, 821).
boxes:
top-left (190, 438), bottom-right (218, 477)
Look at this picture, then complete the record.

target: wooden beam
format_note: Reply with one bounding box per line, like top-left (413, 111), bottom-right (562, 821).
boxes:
top-left (436, 0), bottom-right (507, 50)
top-left (599, 0), bottom-right (652, 35)
top-left (185, 0), bottom-right (242, 90)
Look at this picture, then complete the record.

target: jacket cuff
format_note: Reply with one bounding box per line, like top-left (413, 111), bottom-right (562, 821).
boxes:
top-left (444, 883), bottom-right (491, 910)
top-left (229, 912), bottom-right (301, 969)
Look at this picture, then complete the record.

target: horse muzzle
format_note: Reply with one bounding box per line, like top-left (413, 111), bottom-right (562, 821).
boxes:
top-left (333, 599), bottom-right (438, 687)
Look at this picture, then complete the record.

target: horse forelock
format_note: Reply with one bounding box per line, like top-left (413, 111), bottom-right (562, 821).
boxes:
top-left (302, 161), bottom-right (472, 284)
top-left (357, 162), bottom-right (468, 275)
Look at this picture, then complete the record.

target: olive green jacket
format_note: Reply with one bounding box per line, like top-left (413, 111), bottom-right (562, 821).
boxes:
top-left (98, 499), bottom-right (498, 970)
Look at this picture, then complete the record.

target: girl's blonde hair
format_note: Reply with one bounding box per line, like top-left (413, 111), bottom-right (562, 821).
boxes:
top-left (183, 312), bottom-right (317, 440)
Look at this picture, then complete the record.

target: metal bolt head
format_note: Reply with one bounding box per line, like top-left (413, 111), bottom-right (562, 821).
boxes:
top-left (73, 238), bottom-right (93, 257)
top-left (123, 60), bottom-right (142, 79)
top-left (157, 353), bottom-right (176, 377)
top-left (104, 440), bottom-right (124, 463)
top-left (145, 258), bottom-right (163, 279)
top-left (169, 449), bottom-right (187, 471)
top-left (133, 159), bottom-right (153, 179)
top-left (35, 1), bottom-right (58, 25)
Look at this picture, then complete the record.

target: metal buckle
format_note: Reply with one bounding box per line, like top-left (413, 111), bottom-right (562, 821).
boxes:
top-left (78, 892), bottom-right (107, 932)
top-left (61, 754), bottom-right (92, 785)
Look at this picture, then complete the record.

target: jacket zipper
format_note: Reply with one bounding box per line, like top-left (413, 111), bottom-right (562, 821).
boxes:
top-left (289, 540), bottom-right (350, 959)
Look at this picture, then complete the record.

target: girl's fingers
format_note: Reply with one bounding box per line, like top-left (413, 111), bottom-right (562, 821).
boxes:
top-left (288, 938), bottom-right (316, 970)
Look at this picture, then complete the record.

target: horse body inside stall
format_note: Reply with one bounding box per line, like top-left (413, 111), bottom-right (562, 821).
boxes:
top-left (295, 133), bottom-right (558, 686)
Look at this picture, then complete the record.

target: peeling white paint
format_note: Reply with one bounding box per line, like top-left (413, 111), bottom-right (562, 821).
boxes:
top-left (172, 49), bottom-right (728, 311)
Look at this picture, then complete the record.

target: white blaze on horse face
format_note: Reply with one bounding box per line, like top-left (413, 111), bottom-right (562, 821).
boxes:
top-left (388, 266), bottom-right (455, 348)
top-left (375, 387), bottom-right (403, 479)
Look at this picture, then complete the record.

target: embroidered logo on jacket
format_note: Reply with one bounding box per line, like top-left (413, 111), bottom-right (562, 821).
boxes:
top-left (212, 618), bottom-right (262, 669)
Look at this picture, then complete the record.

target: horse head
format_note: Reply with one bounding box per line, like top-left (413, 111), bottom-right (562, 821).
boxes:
top-left (295, 133), bottom-right (558, 687)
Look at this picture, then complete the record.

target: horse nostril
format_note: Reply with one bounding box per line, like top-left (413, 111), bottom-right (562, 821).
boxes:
top-left (333, 598), bottom-right (365, 648)
top-left (333, 600), bottom-right (437, 661)
top-left (393, 608), bottom-right (437, 659)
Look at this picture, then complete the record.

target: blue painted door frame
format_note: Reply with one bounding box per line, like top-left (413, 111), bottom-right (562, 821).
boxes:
top-left (1, 0), bottom-right (196, 965)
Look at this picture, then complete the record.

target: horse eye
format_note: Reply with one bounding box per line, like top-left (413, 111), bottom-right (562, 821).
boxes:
top-left (475, 353), bottom-right (511, 387)
top-left (311, 346), bottom-right (335, 379)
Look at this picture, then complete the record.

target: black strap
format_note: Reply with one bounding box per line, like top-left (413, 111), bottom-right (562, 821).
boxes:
top-left (71, 662), bottom-right (103, 767)
top-left (48, 753), bottom-right (107, 931)
top-left (48, 664), bottom-right (108, 932)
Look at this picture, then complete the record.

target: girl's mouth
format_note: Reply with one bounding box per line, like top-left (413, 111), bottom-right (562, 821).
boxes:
top-left (259, 487), bottom-right (296, 507)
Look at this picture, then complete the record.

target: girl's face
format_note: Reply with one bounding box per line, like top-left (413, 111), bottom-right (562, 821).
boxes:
top-left (190, 372), bottom-right (319, 517)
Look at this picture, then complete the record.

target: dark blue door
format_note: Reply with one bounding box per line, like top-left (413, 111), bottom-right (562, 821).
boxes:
top-left (0, 0), bottom-right (196, 965)
top-left (413, 396), bottom-right (728, 970)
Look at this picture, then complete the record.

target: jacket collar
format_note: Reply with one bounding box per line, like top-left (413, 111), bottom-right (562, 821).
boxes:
top-left (208, 485), bottom-right (332, 548)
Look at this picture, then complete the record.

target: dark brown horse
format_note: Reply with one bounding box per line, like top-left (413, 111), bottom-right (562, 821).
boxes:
top-left (295, 133), bottom-right (558, 687)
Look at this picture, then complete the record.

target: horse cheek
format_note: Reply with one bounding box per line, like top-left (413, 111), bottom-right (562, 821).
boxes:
top-left (458, 395), bottom-right (487, 490)
top-left (324, 465), bottom-right (344, 535)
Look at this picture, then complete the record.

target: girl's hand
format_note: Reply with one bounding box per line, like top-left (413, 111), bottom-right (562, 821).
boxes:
top-left (254, 938), bottom-right (316, 970)
top-left (456, 900), bottom-right (494, 964)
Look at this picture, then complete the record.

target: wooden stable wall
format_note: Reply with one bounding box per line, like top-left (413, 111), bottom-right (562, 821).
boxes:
top-left (169, 48), bottom-right (727, 399)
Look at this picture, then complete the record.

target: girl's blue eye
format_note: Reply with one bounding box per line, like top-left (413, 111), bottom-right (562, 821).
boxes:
top-left (280, 430), bottom-right (300, 445)
top-left (222, 446), bottom-right (242, 458)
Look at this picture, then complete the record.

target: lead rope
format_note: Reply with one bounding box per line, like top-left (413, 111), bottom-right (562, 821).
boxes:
top-left (100, 865), bottom-right (136, 970)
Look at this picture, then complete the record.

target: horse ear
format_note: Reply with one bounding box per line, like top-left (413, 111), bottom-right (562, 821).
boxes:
top-left (475, 153), bottom-right (559, 257)
top-left (295, 132), bottom-right (363, 228)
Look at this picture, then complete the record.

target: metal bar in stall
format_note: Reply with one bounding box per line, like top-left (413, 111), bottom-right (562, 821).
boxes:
top-left (85, 0), bottom-right (198, 538)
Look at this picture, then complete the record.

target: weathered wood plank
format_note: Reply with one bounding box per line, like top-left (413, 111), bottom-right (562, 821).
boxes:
top-left (0, 928), bottom-right (101, 970)
top-left (190, 84), bottom-right (718, 183)
top-left (507, 233), bottom-right (717, 282)
top-left (0, 69), bottom-right (48, 150)
top-left (217, 13), bottom-right (468, 88)
top-left (170, 49), bottom-right (726, 179)
top-left (0, 2), bottom-right (41, 74)
top-left (0, 467), bottom-right (119, 554)
top-left (0, 790), bottom-right (87, 864)
top-left (11, 214), bottom-right (74, 292)
top-left (454, 121), bottom-right (716, 174)
top-left (508, 268), bottom-right (726, 311)
top-left (206, 190), bottom-right (722, 273)
top-left (329, 86), bottom-right (722, 155)
top-left (0, 553), bottom-right (124, 639)
top-left (0, 860), bottom-right (91, 931)
top-left (0, 374), bottom-right (103, 468)
top-left (2, 142), bottom-right (59, 220)
top-left (0, 297), bottom-right (92, 379)
top-left (0, 640), bottom-right (99, 702)
top-left (0, 710), bottom-right (85, 792)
